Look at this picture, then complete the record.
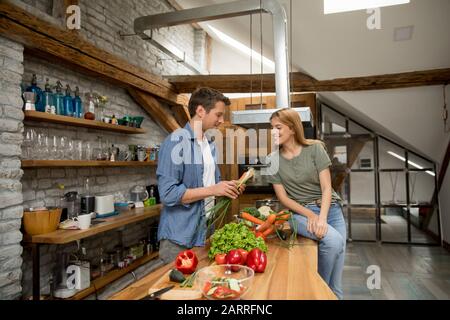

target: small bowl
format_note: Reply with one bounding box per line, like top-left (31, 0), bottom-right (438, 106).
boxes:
top-left (23, 207), bottom-right (62, 235)
top-left (133, 116), bottom-right (144, 128)
top-left (194, 264), bottom-right (254, 300)
top-left (114, 202), bottom-right (130, 213)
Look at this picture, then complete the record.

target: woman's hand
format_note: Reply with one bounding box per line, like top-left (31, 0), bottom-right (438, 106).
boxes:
top-left (306, 212), bottom-right (319, 235)
top-left (314, 216), bottom-right (328, 239)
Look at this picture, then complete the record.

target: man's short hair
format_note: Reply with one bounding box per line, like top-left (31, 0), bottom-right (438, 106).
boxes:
top-left (188, 87), bottom-right (231, 117)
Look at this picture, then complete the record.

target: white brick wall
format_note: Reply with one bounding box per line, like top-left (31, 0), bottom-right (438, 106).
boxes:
top-left (18, 0), bottom-right (205, 76)
top-left (19, 53), bottom-right (165, 299)
top-left (0, 0), bottom-right (208, 300)
top-left (0, 36), bottom-right (25, 300)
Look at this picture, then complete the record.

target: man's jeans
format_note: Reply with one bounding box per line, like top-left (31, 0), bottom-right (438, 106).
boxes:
top-left (159, 239), bottom-right (189, 264)
top-left (290, 203), bottom-right (346, 300)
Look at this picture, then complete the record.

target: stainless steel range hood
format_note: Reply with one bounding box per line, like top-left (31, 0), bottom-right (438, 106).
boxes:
top-left (232, 107), bottom-right (313, 129)
top-left (134, 0), bottom-right (291, 112)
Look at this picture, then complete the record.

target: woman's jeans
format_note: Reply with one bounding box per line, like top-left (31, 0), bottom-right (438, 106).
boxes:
top-left (290, 203), bottom-right (346, 300)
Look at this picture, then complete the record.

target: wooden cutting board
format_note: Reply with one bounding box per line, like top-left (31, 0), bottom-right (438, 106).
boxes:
top-left (147, 270), bottom-right (203, 300)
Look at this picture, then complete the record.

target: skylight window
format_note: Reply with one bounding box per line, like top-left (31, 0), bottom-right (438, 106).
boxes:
top-left (324, 0), bottom-right (410, 14)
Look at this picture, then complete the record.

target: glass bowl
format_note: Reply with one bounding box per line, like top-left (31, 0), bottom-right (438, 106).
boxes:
top-left (195, 264), bottom-right (254, 300)
top-left (133, 116), bottom-right (144, 128)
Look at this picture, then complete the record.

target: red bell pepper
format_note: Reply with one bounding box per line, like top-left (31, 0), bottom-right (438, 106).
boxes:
top-left (246, 248), bottom-right (267, 273)
top-left (175, 249), bottom-right (198, 274)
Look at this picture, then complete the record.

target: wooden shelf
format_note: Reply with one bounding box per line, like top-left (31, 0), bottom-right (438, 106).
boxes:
top-left (21, 160), bottom-right (157, 168)
top-left (24, 110), bottom-right (147, 134)
top-left (69, 251), bottom-right (159, 300)
top-left (23, 205), bottom-right (162, 244)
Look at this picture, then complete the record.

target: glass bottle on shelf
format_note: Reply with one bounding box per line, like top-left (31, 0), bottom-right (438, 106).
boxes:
top-left (111, 114), bottom-right (117, 125)
top-left (84, 91), bottom-right (96, 120)
top-left (26, 74), bottom-right (45, 112)
top-left (53, 81), bottom-right (65, 116)
top-left (63, 84), bottom-right (74, 117)
top-left (96, 95), bottom-right (107, 122)
top-left (73, 86), bottom-right (83, 118)
top-left (43, 78), bottom-right (55, 114)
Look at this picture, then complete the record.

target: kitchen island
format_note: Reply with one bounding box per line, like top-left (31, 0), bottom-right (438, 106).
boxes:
top-left (110, 237), bottom-right (337, 300)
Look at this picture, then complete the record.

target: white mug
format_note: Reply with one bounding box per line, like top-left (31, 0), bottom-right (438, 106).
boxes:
top-left (76, 214), bottom-right (91, 230)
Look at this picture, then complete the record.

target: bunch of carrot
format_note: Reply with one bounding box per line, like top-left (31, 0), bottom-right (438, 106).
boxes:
top-left (240, 210), bottom-right (296, 246)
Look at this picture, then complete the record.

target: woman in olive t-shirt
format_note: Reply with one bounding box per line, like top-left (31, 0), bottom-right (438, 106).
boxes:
top-left (267, 108), bottom-right (346, 300)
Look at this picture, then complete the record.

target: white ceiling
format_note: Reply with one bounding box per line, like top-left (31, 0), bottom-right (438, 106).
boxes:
top-left (175, 0), bottom-right (450, 163)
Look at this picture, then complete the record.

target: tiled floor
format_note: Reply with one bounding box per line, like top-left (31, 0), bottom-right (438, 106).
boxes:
top-left (342, 242), bottom-right (450, 300)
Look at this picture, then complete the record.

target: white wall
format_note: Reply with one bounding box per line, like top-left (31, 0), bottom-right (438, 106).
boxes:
top-left (209, 38), bottom-right (274, 75)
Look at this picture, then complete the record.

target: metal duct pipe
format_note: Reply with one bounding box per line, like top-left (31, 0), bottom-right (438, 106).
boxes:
top-left (134, 0), bottom-right (291, 108)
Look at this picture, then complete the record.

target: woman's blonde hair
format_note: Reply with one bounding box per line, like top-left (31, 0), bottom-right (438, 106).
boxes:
top-left (270, 108), bottom-right (324, 147)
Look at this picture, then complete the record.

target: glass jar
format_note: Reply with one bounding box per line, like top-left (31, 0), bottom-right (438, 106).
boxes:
top-left (84, 92), bottom-right (96, 120)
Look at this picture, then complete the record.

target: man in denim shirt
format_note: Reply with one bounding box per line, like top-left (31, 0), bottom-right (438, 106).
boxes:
top-left (157, 88), bottom-right (241, 263)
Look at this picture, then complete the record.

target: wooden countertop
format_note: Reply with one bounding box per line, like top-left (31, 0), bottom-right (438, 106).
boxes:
top-left (109, 237), bottom-right (337, 300)
top-left (23, 205), bottom-right (161, 244)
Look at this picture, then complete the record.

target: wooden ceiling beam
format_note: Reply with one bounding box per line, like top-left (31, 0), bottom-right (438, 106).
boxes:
top-left (171, 103), bottom-right (191, 127)
top-left (128, 88), bottom-right (181, 133)
top-left (166, 69), bottom-right (450, 93)
top-left (0, 1), bottom-right (185, 107)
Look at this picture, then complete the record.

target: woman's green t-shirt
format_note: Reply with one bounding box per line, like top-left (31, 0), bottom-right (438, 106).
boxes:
top-left (266, 143), bottom-right (341, 204)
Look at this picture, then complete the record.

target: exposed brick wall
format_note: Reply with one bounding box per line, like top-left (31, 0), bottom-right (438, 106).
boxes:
top-left (0, 36), bottom-right (25, 300)
top-left (17, 0), bottom-right (204, 75)
top-left (0, 0), bottom-right (208, 299)
top-left (18, 52), bottom-right (165, 300)
top-left (20, 0), bottom-right (53, 16)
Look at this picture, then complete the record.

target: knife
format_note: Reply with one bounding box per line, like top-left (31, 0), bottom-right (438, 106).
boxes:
top-left (140, 285), bottom-right (175, 300)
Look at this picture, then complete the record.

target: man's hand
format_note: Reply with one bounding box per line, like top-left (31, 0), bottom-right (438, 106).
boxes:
top-left (233, 181), bottom-right (246, 194)
top-left (210, 181), bottom-right (240, 199)
top-left (314, 216), bottom-right (328, 239)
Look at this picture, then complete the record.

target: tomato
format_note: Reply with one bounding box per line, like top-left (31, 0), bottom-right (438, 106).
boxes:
top-left (214, 253), bottom-right (227, 265)
top-left (226, 250), bottom-right (243, 272)
top-left (237, 249), bottom-right (248, 265)
top-left (175, 250), bottom-right (198, 274)
top-left (203, 281), bottom-right (212, 294)
top-left (212, 286), bottom-right (237, 299)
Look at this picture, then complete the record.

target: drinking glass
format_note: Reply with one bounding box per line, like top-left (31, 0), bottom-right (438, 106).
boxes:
top-left (73, 139), bottom-right (83, 160)
top-left (102, 139), bottom-right (110, 161)
top-left (66, 139), bottom-right (74, 160)
top-left (22, 128), bottom-right (36, 159)
top-left (84, 141), bottom-right (93, 160)
top-left (37, 132), bottom-right (49, 160)
top-left (59, 136), bottom-right (68, 160)
top-left (49, 135), bottom-right (59, 160)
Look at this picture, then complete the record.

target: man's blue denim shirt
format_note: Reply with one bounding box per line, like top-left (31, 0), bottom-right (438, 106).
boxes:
top-left (156, 123), bottom-right (221, 248)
